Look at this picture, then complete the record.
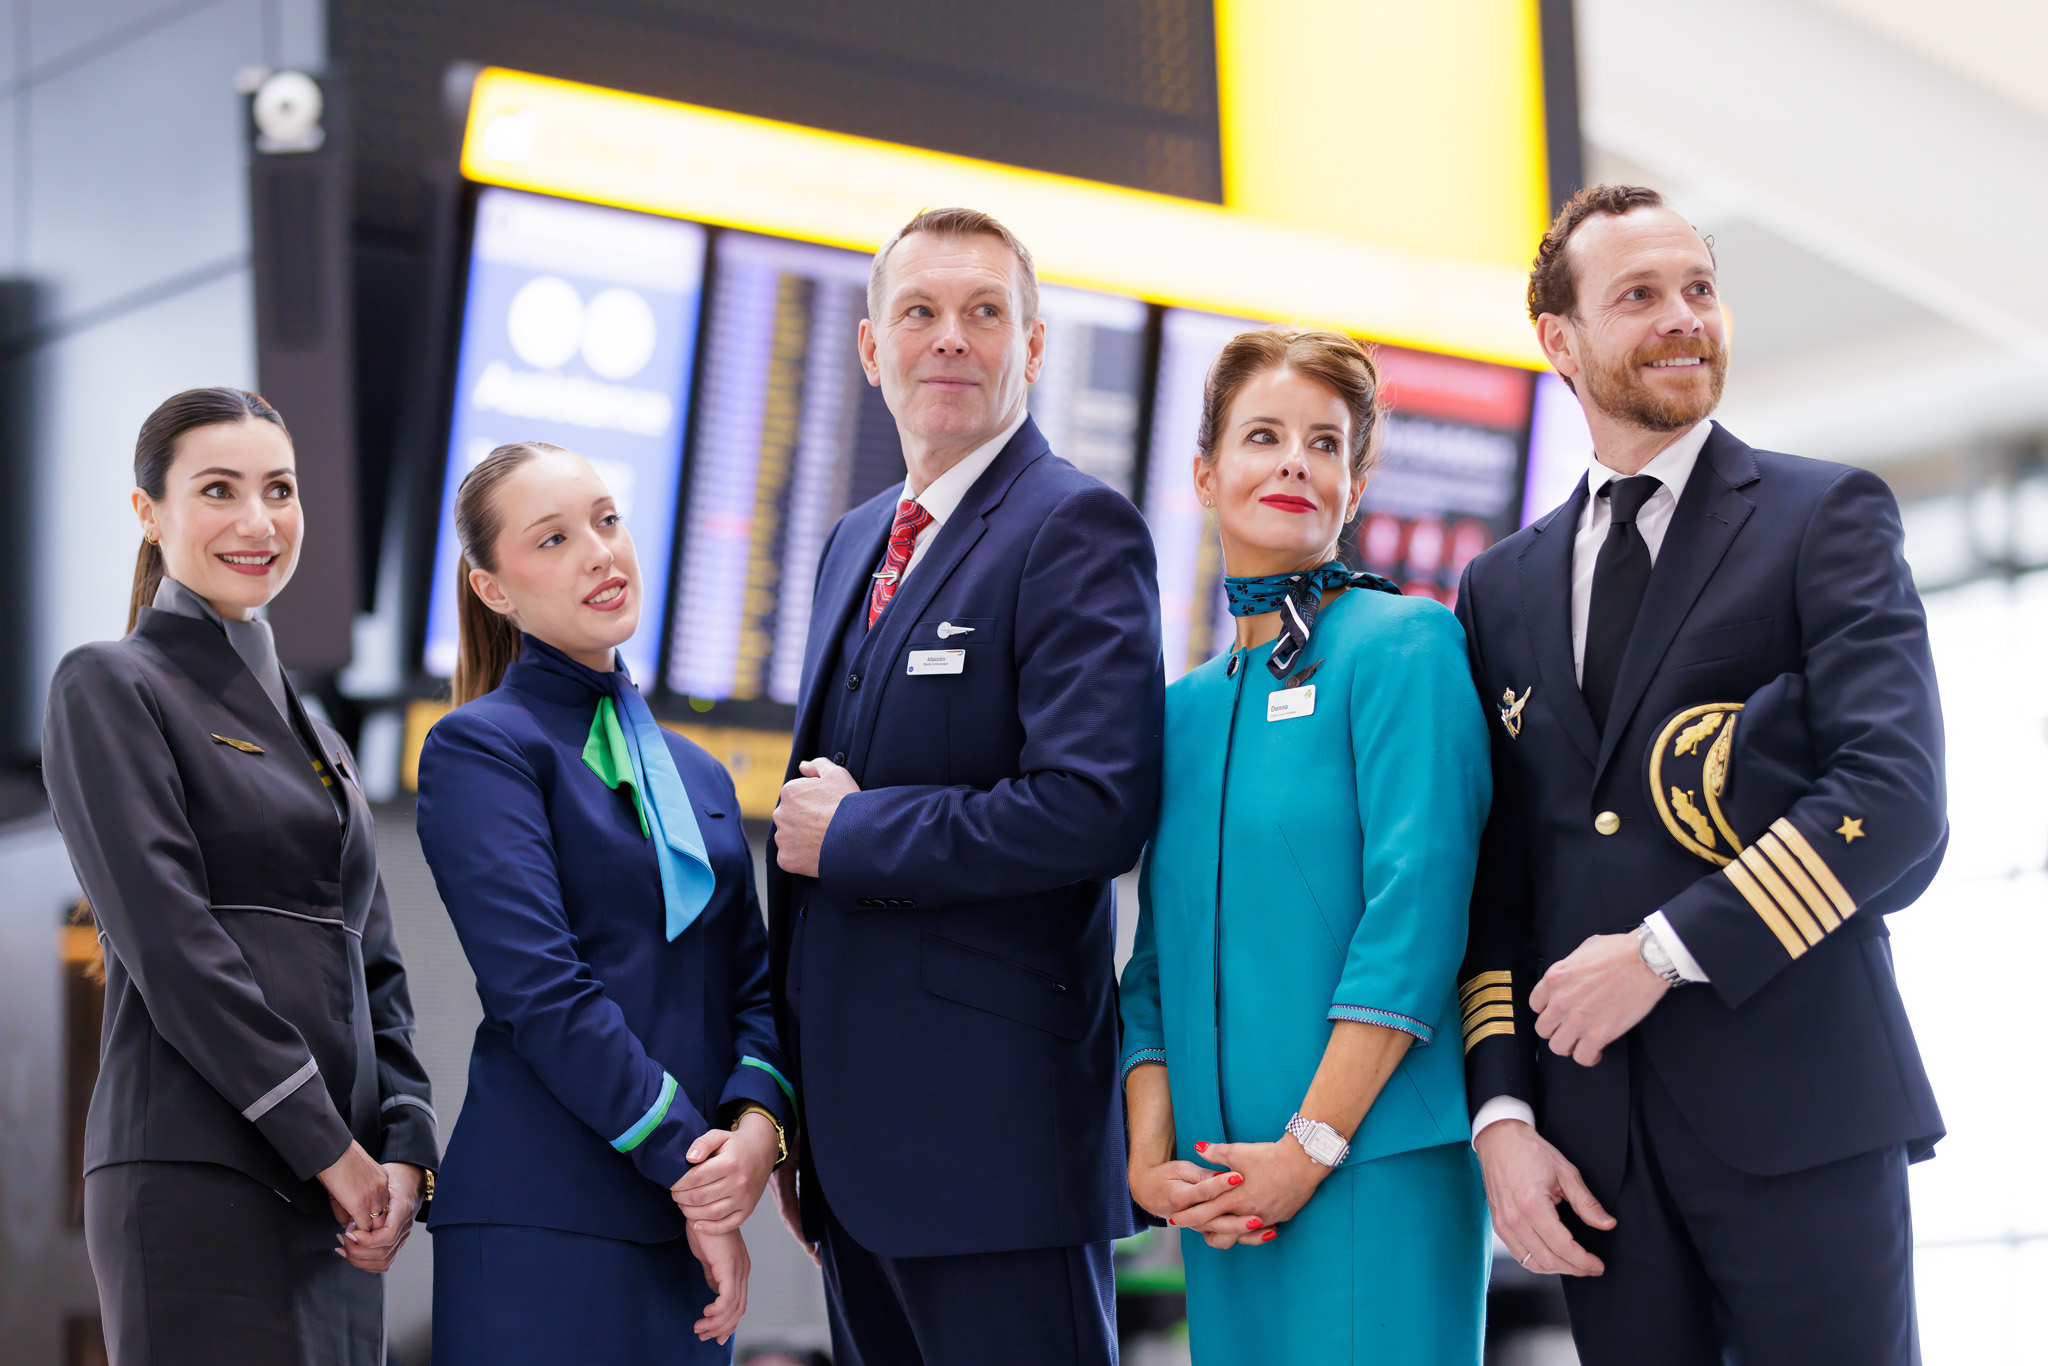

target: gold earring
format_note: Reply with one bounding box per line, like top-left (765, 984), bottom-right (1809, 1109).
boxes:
top-left (146, 531), bottom-right (158, 544)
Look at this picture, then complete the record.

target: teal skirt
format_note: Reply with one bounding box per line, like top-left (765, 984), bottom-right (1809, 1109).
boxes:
top-left (1181, 1141), bottom-right (1489, 1365)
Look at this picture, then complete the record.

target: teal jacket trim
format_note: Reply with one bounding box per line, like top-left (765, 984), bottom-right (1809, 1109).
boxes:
top-left (611, 1072), bottom-right (678, 1153)
top-left (1328, 1003), bottom-right (1437, 1046)
top-left (740, 1055), bottom-right (797, 1111)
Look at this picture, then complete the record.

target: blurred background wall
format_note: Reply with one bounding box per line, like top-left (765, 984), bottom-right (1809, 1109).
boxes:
top-left (0, 3), bottom-right (2044, 1364)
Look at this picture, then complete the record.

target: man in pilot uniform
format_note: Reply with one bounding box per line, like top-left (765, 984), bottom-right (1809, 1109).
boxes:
top-left (1455, 184), bottom-right (1945, 1364)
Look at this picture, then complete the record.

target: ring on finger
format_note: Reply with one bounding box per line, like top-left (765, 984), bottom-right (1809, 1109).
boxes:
top-left (1519, 1250), bottom-right (1535, 1268)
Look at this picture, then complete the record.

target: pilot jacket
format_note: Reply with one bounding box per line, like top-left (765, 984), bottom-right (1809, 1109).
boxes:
top-left (1455, 421), bottom-right (1946, 1205)
top-left (766, 415), bottom-right (1164, 1261)
top-left (43, 605), bottom-right (440, 1205)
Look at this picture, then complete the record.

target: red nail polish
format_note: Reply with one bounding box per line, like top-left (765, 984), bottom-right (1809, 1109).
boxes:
top-left (1194, 1142), bottom-right (1209, 1153)
top-left (1167, 1218), bottom-right (1175, 1226)
top-left (1246, 1217), bottom-right (1262, 1231)
top-left (1262, 1229), bottom-right (1277, 1242)
top-left (1227, 1173), bottom-right (1244, 1186)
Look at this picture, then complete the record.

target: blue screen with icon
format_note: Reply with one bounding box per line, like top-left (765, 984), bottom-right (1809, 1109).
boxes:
top-left (421, 187), bottom-right (707, 683)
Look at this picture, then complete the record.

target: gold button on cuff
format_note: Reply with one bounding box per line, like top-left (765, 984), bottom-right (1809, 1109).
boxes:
top-left (1595, 811), bottom-right (1621, 836)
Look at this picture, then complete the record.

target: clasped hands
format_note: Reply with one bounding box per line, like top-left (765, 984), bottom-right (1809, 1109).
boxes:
top-left (1129, 1135), bottom-right (1330, 1250)
top-left (668, 1110), bottom-right (781, 1345)
top-left (316, 1141), bottom-right (421, 1273)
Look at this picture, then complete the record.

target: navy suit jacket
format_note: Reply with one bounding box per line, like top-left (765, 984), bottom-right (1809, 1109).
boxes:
top-left (417, 639), bottom-right (794, 1243)
top-left (767, 416), bottom-right (1163, 1258)
top-left (1455, 423), bottom-right (1945, 1205)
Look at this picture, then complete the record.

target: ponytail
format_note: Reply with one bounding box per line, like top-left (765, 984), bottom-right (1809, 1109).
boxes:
top-left (451, 552), bottom-right (525, 705)
top-left (449, 441), bottom-right (565, 704)
top-left (126, 537), bottom-right (166, 634)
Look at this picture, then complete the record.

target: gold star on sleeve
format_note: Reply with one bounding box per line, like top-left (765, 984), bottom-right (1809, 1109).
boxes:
top-left (1836, 817), bottom-right (1865, 844)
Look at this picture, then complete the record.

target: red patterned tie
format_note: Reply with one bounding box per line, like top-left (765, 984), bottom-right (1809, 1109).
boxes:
top-left (868, 498), bottom-right (934, 628)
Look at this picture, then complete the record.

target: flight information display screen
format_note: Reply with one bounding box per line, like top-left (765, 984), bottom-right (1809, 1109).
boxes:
top-left (418, 191), bottom-right (1539, 704)
top-left (422, 188), bottom-right (706, 683)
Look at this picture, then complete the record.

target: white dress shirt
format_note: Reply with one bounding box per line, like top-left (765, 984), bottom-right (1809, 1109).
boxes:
top-left (1471, 420), bottom-right (1714, 1147)
top-left (894, 410), bottom-right (1028, 588)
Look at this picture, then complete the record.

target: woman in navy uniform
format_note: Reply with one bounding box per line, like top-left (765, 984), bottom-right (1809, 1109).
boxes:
top-left (417, 441), bottom-right (794, 1362)
top-left (43, 388), bottom-right (439, 1366)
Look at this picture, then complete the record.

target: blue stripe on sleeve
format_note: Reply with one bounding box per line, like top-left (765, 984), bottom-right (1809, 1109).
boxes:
top-left (740, 1055), bottom-right (797, 1109)
top-left (611, 1072), bottom-right (678, 1152)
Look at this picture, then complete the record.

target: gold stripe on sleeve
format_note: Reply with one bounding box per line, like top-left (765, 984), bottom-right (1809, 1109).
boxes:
top-left (1460, 985), bottom-right (1514, 1020)
top-left (1770, 819), bottom-right (1858, 922)
top-left (1738, 845), bottom-right (1824, 944)
top-left (1724, 860), bottom-right (1809, 959)
top-left (1756, 834), bottom-right (1841, 933)
top-left (1462, 1019), bottom-right (1516, 1054)
top-left (1459, 970), bottom-right (1512, 1004)
top-left (1461, 1001), bottom-right (1514, 1034)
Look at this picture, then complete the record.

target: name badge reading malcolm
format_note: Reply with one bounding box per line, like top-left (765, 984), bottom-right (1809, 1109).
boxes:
top-left (1268, 684), bottom-right (1316, 722)
top-left (907, 649), bottom-right (966, 676)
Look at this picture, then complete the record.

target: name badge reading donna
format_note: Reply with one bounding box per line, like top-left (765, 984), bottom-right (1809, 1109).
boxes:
top-left (907, 649), bottom-right (966, 676)
top-left (1268, 685), bottom-right (1316, 722)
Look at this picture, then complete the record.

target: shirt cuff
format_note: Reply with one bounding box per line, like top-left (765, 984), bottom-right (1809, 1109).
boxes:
top-left (1470, 1095), bottom-right (1537, 1148)
top-left (1645, 909), bottom-right (1711, 983)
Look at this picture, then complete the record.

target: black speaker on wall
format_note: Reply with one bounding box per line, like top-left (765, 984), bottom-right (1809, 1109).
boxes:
top-left (245, 69), bottom-right (359, 674)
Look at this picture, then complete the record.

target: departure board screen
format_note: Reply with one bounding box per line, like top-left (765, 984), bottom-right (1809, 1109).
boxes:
top-left (422, 188), bottom-right (706, 682)
top-left (664, 228), bottom-right (1150, 704)
top-left (1141, 311), bottom-right (1535, 681)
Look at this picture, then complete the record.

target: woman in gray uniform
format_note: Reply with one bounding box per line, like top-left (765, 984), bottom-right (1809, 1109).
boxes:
top-left (42, 388), bottom-right (438, 1366)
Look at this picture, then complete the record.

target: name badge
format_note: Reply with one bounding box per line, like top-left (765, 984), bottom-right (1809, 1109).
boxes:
top-left (907, 649), bottom-right (966, 676)
top-left (1268, 684), bottom-right (1316, 722)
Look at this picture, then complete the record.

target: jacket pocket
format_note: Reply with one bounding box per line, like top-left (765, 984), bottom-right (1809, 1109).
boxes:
top-left (1664, 616), bottom-right (1774, 670)
top-left (920, 934), bottom-right (1083, 1040)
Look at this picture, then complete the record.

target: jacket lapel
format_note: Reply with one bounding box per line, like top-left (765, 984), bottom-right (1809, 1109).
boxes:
top-left (845, 418), bottom-right (1050, 770)
top-left (788, 497), bottom-right (893, 777)
top-left (1591, 423), bottom-right (1759, 785)
top-left (1518, 476), bottom-right (1600, 766)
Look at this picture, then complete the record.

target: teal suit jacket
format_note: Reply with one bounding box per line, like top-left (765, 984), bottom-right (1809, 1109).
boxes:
top-left (1120, 588), bottom-right (1490, 1164)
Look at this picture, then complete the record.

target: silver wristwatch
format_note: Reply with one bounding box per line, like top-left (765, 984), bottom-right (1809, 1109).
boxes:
top-left (1637, 923), bottom-right (1688, 988)
top-left (1283, 1112), bottom-right (1350, 1168)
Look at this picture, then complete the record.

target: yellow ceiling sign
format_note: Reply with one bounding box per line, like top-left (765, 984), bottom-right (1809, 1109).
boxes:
top-left (461, 66), bottom-right (1545, 368)
top-left (1216, 0), bottom-right (1552, 270)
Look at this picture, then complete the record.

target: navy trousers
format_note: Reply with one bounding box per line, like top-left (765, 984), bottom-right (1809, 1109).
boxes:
top-left (1560, 1042), bottom-right (1918, 1365)
top-left (817, 1192), bottom-right (1118, 1366)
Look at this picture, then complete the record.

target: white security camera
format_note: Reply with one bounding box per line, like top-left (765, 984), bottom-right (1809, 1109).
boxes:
top-left (254, 71), bottom-right (325, 153)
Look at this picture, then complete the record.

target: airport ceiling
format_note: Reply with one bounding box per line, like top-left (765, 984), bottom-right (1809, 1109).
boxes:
top-left (1577, 0), bottom-right (2048, 470)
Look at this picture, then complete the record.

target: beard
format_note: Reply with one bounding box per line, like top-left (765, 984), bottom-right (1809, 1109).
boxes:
top-left (1578, 335), bottom-right (1728, 432)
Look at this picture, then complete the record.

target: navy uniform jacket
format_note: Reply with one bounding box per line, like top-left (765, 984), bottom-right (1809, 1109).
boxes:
top-left (417, 639), bottom-right (794, 1243)
top-left (767, 417), bottom-right (1163, 1259)
top-left (43, 608), bottom-right (439, 1208)
top-left (1455, 423), bottom-right (1945, 1204)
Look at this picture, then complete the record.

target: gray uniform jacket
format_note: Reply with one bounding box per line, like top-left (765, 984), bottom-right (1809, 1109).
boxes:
top-left (42, 603), bottom-right (438, 1209)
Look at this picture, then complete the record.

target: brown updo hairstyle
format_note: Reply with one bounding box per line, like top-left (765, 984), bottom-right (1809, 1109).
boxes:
top-left (127, 388), bottom-right (291, 631)
top-left (1195, 328), bottom-right (1386, 488)
top-left (450, 441), bottom-right (569, 705)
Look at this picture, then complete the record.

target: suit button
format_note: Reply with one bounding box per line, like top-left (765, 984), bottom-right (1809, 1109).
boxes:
top-left (832, 752), bottom-right (846, 766)
top-left (846, 672), bottom-right (861, 690)
top-left (1595, 811), bottom-right (1621, 836)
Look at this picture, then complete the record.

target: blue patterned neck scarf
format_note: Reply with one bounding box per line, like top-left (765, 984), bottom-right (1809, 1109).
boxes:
top-left (1224, 560), bottom-right (1401, 679)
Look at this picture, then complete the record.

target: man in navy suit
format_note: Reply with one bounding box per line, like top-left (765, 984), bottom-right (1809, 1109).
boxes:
top-left (766, 207), bottom-right (1162, 1365)
top-left (1455, 184), bottom-right (1945, 1364)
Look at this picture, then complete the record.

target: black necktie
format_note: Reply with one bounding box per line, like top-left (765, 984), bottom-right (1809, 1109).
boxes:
top-left (1582, 475), bottom-right (1660, 731)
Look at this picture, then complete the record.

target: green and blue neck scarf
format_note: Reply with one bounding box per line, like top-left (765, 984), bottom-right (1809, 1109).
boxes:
top-left (1225, 559), bottom-right (1401, 679)
top-left (582, 670), bottom-right (715, 940)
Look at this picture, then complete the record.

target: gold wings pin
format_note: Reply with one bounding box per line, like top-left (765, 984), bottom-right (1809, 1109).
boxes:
top-left (1498, 686), bottom-right (1531, 739)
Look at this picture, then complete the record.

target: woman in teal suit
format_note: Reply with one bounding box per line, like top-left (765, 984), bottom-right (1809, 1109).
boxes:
top-left (1121, 328), bottom-right (1493, 1362)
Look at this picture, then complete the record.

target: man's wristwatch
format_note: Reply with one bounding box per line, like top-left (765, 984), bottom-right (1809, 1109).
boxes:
top-left (1637, 923), bottom-right (1688, 988)
top-left (1283, 1113), bottom-right (1350, 1168)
